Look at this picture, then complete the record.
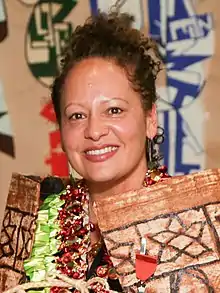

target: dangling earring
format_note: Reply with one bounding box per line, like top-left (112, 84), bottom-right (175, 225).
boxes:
top-left (147, 127), bottom-right (164, 170)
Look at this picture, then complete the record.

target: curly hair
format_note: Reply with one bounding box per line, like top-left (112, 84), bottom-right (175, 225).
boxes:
top-left (51, 11), bottom-right (162, 124)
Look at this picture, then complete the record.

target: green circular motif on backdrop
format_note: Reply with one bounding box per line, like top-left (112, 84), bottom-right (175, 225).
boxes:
top-left (25, 0), bottom-right (77, 88)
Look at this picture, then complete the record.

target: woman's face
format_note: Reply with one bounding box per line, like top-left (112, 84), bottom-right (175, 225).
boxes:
top-left (60, 57), bottom-right (157, 183)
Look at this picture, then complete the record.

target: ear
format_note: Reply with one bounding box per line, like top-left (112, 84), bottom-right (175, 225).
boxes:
top-left (145, 104), bottom-right (158, 139)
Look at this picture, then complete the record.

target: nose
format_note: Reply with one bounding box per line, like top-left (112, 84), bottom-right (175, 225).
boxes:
top-left (84, 115), bottom-right (109, 141)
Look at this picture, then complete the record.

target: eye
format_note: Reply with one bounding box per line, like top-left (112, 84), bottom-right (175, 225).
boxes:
top-left (69, 113), bottom-right (86, 120)
top-left (108, 107), bottom-right (123, 115)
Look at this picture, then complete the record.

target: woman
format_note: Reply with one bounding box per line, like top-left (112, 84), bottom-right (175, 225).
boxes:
top-left (3, 9), bottom-right (219, 293)
top-left (14, 11), bottom-right (166, 293)
top-left (52, 11), bottom-right (162, 235)
top-left (50, 10), bottom-right (166, 291)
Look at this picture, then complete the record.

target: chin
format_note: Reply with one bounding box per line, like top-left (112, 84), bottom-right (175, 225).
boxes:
top-left (75, 161), bottom-right (122, 183)
top-left (86, 175), bottom-right (113, 184)
top-left (85, 170), bottom-right (118, 184)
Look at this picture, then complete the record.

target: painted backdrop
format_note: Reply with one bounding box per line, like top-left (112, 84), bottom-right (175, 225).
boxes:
top-left (0, 0), bottom-right (220, 225)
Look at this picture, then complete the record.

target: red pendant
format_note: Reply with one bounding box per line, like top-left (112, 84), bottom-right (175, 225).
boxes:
top-left (135, 252), bottom-right (157, 281)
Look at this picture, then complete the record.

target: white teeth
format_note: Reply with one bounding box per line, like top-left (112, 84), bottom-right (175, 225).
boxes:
top-left (86, 146), bottom-right (118, 155)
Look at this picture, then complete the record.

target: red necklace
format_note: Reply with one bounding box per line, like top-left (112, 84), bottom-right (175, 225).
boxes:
top-left (51, 166), bottom-right (170, 293)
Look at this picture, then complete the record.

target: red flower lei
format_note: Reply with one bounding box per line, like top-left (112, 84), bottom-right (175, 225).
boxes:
top-left (51, 166), bottom-right (170, 293)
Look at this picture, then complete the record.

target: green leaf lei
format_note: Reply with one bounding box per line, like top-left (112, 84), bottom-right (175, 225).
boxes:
top-left (24, 191), bottom-right (65, 293)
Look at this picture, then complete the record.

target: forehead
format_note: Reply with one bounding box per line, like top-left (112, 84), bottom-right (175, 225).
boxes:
top-left (63, 57), bottom-right (132, 98)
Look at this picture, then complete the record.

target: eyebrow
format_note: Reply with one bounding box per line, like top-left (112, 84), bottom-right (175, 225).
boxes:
top-left (64, 97), bottom-right (128, 111)
top-left (64, 102), bottom-right (84, 113)
top-left (101, 97), bottom-right (129, 104)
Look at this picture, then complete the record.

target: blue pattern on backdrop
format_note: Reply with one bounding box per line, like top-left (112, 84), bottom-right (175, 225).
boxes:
top-left (148, 0), bottom-right (214, 174)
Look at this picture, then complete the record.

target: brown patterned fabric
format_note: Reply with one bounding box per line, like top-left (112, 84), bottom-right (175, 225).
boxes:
top-left (0, 173), bottom-right (41, 291)
top-left (1, 170), bottom-right (220, 292)
top-left (93, 169), bottom-right (220, 292)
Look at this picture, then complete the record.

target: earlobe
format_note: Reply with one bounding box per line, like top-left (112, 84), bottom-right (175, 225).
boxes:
top-left (146, 104), bottom-right (158, 139)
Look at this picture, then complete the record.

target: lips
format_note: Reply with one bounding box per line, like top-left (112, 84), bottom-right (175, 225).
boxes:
top-left (85, 146), bottom-right (118, 155)
top-left (84, 145), bottom-right (119, 162)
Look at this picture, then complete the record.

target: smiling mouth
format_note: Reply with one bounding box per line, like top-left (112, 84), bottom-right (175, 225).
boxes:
top-left (85, 146), bottom-right (118, 156)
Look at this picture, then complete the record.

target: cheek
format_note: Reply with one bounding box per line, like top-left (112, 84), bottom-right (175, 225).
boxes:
top-left (111, 115), bottom-right (146, 140)
top-left (111, 122), bottom-right (131, 136)
top-left (60, 125), bottom-right (80, 152)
